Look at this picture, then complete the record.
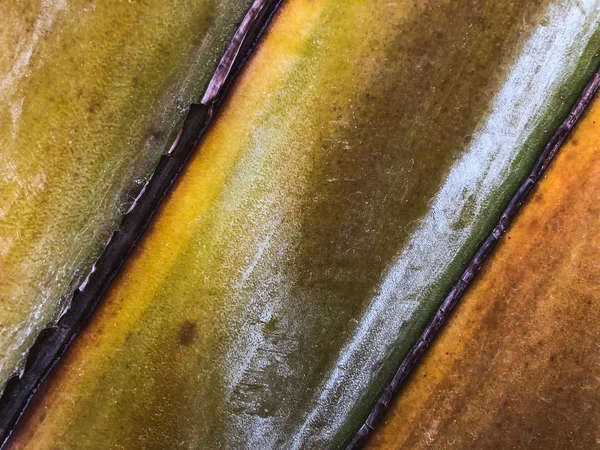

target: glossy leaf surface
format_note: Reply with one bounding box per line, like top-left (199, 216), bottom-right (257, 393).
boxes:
top-left (6, 0), bottom-right (600, 448)
top-left (365, 91), bottom-right (600, 450)
top-left (0, 0), bottom-right (254, 389)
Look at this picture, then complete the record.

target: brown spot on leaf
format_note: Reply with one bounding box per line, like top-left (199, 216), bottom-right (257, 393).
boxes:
top-left (177, 320), bottom-right (197, 347)
top-left (149, 129), bottom-right (165, 140)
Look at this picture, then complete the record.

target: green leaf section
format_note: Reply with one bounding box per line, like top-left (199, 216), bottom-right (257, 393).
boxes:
top-left (7, 0), bottom-right (600, 449)
top-left (0, 0), bottom-right (254, 389)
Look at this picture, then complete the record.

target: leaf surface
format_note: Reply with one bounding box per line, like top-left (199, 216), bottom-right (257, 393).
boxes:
top-left (6, 0), bottom-right (600, 448)
top-left (365, 87), bottom-right (600, 450)
top-left (0, 0), bottom-right (255, 389)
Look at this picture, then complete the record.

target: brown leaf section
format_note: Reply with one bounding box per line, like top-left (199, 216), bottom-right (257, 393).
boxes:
top-left (365, 94), bottom-right (600, 449)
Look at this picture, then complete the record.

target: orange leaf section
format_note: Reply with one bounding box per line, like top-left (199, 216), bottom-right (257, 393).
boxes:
top-left (366, 93), bottom-right (600, 449)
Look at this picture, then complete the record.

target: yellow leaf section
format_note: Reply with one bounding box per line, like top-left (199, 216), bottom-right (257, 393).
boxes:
top-left (365, 94), bottom-right (600, 449)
